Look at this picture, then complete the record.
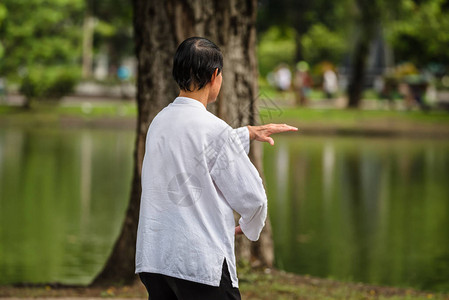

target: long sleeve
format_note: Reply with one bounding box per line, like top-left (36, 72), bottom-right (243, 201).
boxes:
top-left (137, 97), bottom-right (262, 288)
top-left (210, 126), bottom-right (267, 241)
top-left (232, 126), bottom-right (250, 155)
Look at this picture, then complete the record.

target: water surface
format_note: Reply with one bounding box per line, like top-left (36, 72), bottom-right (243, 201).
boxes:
top-left (1, 128), bottom-right (448, 291)
top-left (0, 127), bottom-right (133, 285)
top-left (264, 135), bottom-right (449, 292)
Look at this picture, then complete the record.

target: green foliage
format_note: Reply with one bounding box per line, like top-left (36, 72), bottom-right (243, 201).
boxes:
top-left (301, 24), bottom-right (347, 66)
top-left (386, 0), bottom-right (449, 66)
top-left (257, 0), bottom-right (448, 76)
top-left (257, 24), bottom-right (347, 78)
top-left (0, 4), bottom-right (7, 59)
top-left (257, 26), bottom-right (297, 77)
top-left (0, 0), bottom-right (84, 79)
top-left (0, 0), bottom-right (133, 84)
top-left (95, 20), bottom-right (116, 37)
top-left (257, 0), bottom-right (352, 36)
top-left (19, 66), bottom-right (80, 101)
top-left (90, 0), bottom-right (133, 68)
top-left (257, 0), bottom-right (353, 75)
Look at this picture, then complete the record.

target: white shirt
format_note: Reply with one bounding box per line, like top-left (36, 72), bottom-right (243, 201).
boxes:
top-left (135, 96), bottom-right (268, 288)
top-left (324, 70), bottom-right (338, 93)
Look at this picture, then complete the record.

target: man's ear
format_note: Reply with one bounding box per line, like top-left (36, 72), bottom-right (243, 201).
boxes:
top-left (210, 68), bottom-right (219, 83)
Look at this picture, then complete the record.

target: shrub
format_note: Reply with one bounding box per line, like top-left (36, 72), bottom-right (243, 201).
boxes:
top-left (20, 66), bottom-right (80, 104)
top-left (301, 24), bottom-right (347, 67)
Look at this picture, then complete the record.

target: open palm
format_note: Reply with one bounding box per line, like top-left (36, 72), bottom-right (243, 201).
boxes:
top-left (247, 123), bottom-right (298, 145)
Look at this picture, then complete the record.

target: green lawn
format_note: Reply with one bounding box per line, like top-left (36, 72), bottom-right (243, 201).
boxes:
top-left (0, 101), bottom-right (137, 117)
top-left (1, 101), bottom-right (448, 137)
top-left (259, 106), bottom-right (449, 125)
top-left (2, 101), bottom-right (448, 123)
top-left (238, 268), bottom-right (449, 300)
top-left (1, 269), bottom-right (447, 299)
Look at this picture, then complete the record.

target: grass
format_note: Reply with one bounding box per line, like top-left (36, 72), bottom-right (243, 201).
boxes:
top-left (1, 268), bottom-right (448, 299)
top-left (257, 106), bottom-right (449, 137)
top-left (1, 101), bottom-right (448, 137)
top-left (238, 268), bottom-right (449, 300)
top-left (259, 107), bottom-right (449, 124)
top-left (2, 101), bottom-right (448, 123)
top-left (0, 101), bottom-right (137, 117)
top-left (0, 102), bottom-right (137, 129)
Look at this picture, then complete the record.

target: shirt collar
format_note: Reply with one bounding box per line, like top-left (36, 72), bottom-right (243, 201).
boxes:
top-left (173, 97), bottom-right (207, 110)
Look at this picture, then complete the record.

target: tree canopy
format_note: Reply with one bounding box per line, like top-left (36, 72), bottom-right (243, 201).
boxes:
top-left (0, 0), bottom-right (133, 81)
top-left (256, 0), bottom-right (449, 77)
top-left (0, 0), bottom-right (84, 79)
top-left (387, 0), bottom-right (449, 66)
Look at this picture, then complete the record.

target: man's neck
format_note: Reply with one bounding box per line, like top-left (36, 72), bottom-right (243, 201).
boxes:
top-left (178, 88), bottom-right (209, 108)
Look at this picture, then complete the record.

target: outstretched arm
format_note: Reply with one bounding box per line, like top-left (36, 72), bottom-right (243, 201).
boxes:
top-left (247, 123), bottom-right (298, 145)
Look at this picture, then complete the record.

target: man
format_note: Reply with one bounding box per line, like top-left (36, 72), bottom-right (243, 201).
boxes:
top-left (135, 37), bottom-right (297, 300)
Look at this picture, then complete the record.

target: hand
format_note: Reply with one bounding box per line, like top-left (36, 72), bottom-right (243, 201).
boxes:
top-left (247, 123), bottom-right (298, 145)
top-left (235, 225), bottom-right (243, 235)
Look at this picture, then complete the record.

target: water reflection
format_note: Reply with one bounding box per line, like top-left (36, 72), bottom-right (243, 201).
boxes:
top-left (1, 128), bottom-right (448, 292)
top-left (264, 136), bottom-right (449, 292)
top-left (80, 133), bottom-right (92, 226)
top-left (0, 128), bottom-right (134, 285)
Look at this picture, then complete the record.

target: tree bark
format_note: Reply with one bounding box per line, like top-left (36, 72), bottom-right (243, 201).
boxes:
top-left (347, 0), bottom-right (380, 108)
top-left (347, 33), bottom-right (370, 108)
top-left (90, 0), bottom-right (273, 286)
top-left (82, 12), bottom-right (95, 79)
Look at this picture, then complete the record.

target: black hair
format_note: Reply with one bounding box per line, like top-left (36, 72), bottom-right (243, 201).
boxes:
top-left (172, 37), bottom-right (223, 92)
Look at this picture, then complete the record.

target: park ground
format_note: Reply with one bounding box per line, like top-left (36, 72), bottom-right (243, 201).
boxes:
top-left (1, 267), bottom-right (449, 299)
top-left (1, 100), bottom-right (448, 299)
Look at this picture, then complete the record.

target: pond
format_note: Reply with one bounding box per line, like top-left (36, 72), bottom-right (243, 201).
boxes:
top-left (0, 127), bottom-right (134, 285)
top-left (0, 127), bottom-right (448, 292)
top-left (264, 135), bottom-right (449, 292)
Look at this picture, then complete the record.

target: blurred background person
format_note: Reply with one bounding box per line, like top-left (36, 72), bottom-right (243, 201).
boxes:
top-left (323, 65), bottom-right (338, 99)
top-left (293, 61), bottom-right (313, 106)
top-left (274, 63), bottom-right (292, 91)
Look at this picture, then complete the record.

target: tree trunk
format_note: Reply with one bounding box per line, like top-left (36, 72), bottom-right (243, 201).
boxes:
top-left (347, 34), bottom-right (370, 108)
top-left (90, 0), bottom-right (178, 286)
top-left (90, 0), bottom-right (273, 286)
top-left (347, 0), bottom-right (380, 108)
top-left (82, 12), bottom-right (95, 79)
top-left (294, 30), bottom-right (304, 64)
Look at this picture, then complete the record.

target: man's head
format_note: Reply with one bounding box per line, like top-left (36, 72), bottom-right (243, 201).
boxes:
top-left (173, 37), bottom-right (223, 102)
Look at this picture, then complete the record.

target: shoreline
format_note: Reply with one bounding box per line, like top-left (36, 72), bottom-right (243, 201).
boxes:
top-left (1, 115), bottom-right (448, 139)
top-left (1, 102), bottom-right (448, 138)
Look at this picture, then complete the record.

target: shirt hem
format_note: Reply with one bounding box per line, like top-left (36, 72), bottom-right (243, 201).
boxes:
top-left (135, 267), bottom-right (237, 288)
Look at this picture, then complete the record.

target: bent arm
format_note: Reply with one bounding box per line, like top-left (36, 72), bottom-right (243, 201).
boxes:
top-left (211, 127), bottom-right (267, 241)
top-left (232, 126), bottom-right (250, 155)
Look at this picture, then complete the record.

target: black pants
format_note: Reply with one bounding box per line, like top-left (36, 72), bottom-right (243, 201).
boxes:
top-left (138, 259), bottom-right (241, 300)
